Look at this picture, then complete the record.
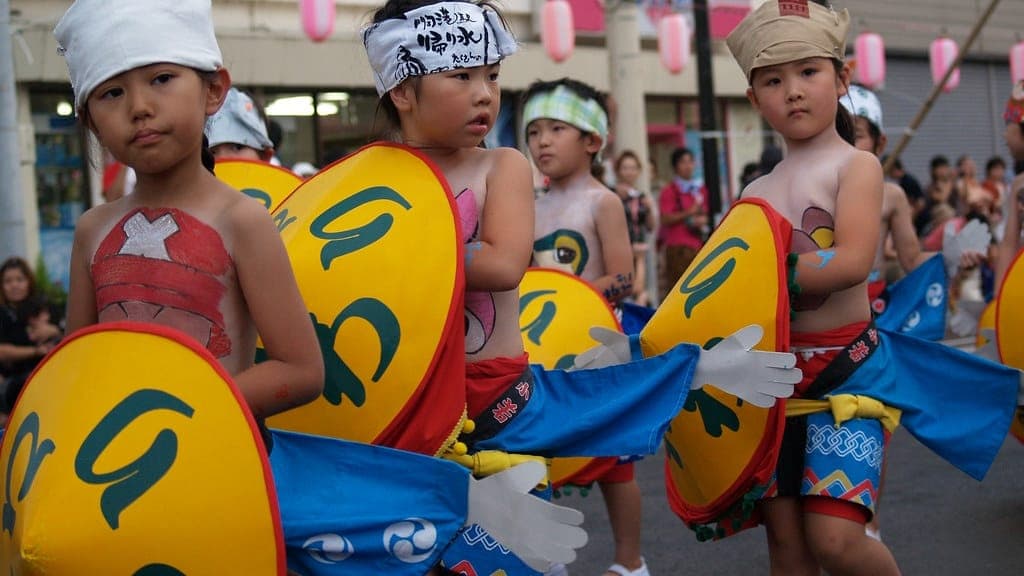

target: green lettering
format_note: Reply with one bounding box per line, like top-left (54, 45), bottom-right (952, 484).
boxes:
top-left (519, 289), bottom-right (558, 346)
top-left (677, 237), bottom-right (750, 318)
top-left (310, 186), bottom-right (412, 270)
top-left (2, 412), bottom-right (55, 534)
top-left (316, 298), bottom-right (401, 407)
top-left (75, 389), bottom-right (193, 530)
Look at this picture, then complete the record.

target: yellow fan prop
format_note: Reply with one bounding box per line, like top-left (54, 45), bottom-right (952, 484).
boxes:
top-left (266, 143), bottom-right (466, 456)
top-left (1, 322), bottom-right (283, 575)
top-left (214, 159), bottom-right (302, 213)
top-left (996, 252), bottom-right (1024, 443)
top-left (518, 268), bottom-right (621, 487)
top-left (639, 198), bottom-right (791, 534)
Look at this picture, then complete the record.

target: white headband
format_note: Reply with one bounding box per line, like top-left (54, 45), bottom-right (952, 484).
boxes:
top-left (841, 84), bottom-right (884, 132)
top-left (54, 0), bottom-right (223, 111)
top-left (362, 2), bottom-right (518, 97)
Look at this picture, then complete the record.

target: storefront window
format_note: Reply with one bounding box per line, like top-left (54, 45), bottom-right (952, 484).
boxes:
top-left (31, 90), bottom-right (88, 292)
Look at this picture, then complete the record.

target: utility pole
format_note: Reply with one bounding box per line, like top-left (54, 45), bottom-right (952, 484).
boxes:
top-left (692, 0), bottom-right (722, 220)
top-left (606, 0), bottom-right (650, 186)
top-left (0, 0), bottom-right (25, 261)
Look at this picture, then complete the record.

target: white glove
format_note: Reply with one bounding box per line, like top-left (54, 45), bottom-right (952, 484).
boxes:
top-left (943, 219), bottom-right (991, 278)
top-left (948, 300), bottom-right (985, 338)
top-left (692, 325), bottom-right (801, 408)
top-left (466, 461), bottom-right (587, 571)
top-left (573, 327), bottom-right (632, 370)
top-left (975, 328), bottom-right (1000, 363)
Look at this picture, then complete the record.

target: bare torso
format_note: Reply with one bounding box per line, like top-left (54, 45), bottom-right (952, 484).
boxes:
top-left (742, 145), bottom-right (874, 333)
top-left (78, 186), bottom-right (258, 375)
top-left (533, 185), bottom-right (611, 283)
top-left (434, 147), bottom-right (527, 363)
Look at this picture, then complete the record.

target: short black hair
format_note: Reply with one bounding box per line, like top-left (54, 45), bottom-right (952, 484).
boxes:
top-left (670, 147), bottom-right (694, 169)
top-left (930, 155), bottom-right (950, 171)
top-left (985, 155), bottom-right (1005, 173)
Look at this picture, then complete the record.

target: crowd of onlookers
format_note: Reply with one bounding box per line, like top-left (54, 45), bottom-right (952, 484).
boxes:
top-left (599, 146), bottom-right (1021, 334)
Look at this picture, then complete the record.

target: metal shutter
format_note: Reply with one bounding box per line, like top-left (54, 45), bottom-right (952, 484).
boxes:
top-left (875, 56), bottom-right (1012, 182)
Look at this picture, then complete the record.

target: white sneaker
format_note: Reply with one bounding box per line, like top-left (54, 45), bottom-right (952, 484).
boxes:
top-left (605, 558), bottom-right (649, 576)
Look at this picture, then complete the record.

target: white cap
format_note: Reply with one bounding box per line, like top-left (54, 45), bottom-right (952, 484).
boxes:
top-left (206, 88), bottom-right (273, 151)
top-left (841, 84), bottom-right (884, 132)
top-left (54, 0), bottom-right (223, 111)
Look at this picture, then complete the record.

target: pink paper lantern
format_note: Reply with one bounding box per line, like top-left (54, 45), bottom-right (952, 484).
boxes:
top-left (854, 32), bottom-right (886, 89)
top-left (657, 14), bottom-right (691, 75)
top-left (300, 0), bottom-right (336, 43)
top-left (930, 37), bottom-right (961, 93)
top-left (541, 0), bottom-right (575, 63)
top-left (1011, 40), bottom-right (1024, 85)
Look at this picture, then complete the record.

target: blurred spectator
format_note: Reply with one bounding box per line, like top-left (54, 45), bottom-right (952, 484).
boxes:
top-left (614, 150), bottom-right (657, 305)
top-left (739, 161), bottom-right (760, 192)
top-left (884, 156), bottom-right (925, 216)
top-left (0, 258), bottom-right (63, 422)
top-left (657, 147), bottom-right (709, 299)
top-left (955, 155), bottom-right (989, 215)
top-left (982, 156), bottom-right (1007, 225)
top-left (916, 155), bottom-right (956, 236)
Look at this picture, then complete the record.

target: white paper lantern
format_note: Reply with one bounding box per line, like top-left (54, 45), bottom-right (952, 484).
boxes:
top-left (541, 0), bottom-right (575, 63)
top-left (854, 32), bottom-right (886, 89)
top-left (300, 0), bottom-right (336, 43)
top-left (657, 14), bottom-right (691, 75)
top-left (1010, 40), bottom-right (1024, 86)
top-left (930, 37), bottom-right (961, 93)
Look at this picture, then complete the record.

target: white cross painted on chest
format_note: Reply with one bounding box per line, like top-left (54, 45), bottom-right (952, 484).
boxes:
top-left (117, 212), bottom-right (180, 261)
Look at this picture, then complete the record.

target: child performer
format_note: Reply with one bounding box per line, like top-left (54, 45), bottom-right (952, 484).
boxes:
top-left (996, 81), bottom-right (1024, 288)
top-left (57, 0), bottom-right (325, 425)
top-left (726, 2), bottom-right (900, 574)
top-left (365, 3), bottom-right (800, 575)
top-left (840, 83), bottom-right (989, 542)
top-left (841, 85), bottom-right (987, 312)
top-left (524, 78), bottom-right (648, 576)
top-left (206, 87), bottom-right (276, 162)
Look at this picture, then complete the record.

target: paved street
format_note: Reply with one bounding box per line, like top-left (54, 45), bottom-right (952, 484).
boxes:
top-left (559, 431), bottom-right (1024, 575)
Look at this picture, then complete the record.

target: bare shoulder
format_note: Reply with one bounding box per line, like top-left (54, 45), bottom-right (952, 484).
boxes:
top-left (222, 185), bottom-right (277, 234)
top-left (73, 198), bottom-right (132, 248)
top-left (485, 146), bottom-right (531, 173)
top-left (841, 148), bottom-right (883, 176)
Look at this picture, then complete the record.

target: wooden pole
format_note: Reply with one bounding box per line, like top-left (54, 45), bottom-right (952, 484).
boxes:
top-left (883, 0), bottom-right (1002, 173)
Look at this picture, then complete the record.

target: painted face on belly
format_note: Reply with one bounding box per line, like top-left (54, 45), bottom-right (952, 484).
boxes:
top-left (791, 206), bottom-right (835, 311)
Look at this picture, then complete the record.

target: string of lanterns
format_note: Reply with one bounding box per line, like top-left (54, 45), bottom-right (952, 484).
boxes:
top-left (293, 0), bottom-right (1024, 89)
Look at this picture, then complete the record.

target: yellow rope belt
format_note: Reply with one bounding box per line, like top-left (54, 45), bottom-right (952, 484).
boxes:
top-left (440, 417), bottom-right (550, 487)
top-left (785, 394), bottom-right (902, 433)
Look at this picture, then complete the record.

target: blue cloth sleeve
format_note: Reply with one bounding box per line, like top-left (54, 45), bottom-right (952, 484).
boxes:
top-left (270, 429), bottom-right (469, 575)
top-left (475, 343), bottom-right (700, 457)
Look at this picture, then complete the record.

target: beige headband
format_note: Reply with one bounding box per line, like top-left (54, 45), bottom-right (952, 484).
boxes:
top-left (727, 1), bottom-right (849, 81)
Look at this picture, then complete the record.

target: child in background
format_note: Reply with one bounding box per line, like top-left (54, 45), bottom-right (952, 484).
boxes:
top-left (840, 83), bottom-right (988, 542)
top-left (524, 78), bottom-right (647, 576)
top-left (206, 87), bottom-right (276, 162)
top-left (996, 81), bottom-right (1024, 288)
top-left (727, 2), bottom-right (899, 574)
top-left (841, 85), bottom-right (987, 314)
top-left (57, 0), bottom-right (324, 425)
